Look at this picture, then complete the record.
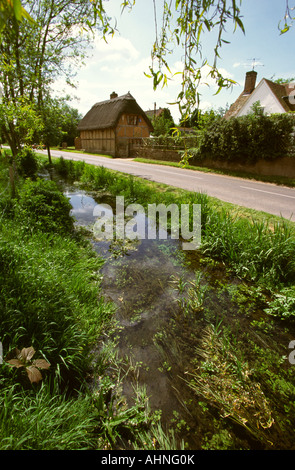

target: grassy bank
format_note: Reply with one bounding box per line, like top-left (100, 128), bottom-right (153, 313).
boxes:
top-left (0, 153), bottom-right (108, 449)
top-left (0, 152), bottom-right (173, 450)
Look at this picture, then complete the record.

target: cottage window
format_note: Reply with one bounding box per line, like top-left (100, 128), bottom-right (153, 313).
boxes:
top-left (127, 115), bottom-right (139, 125)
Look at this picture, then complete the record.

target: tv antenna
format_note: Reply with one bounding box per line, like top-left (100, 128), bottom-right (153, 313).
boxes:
top-left (247, 58), bottom-right (264, 71)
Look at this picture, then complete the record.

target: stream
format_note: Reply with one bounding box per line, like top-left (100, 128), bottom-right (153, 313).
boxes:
top-left (64, 183), bottom-right (295, 450)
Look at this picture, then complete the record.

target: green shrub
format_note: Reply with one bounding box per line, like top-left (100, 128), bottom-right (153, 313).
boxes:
top-left (264, 288), bottom-right (295, 319)
top-left (17, 178), bottom-right (74, 234)
top-left (53, 156), bottom-right (85, 181)
top-left (192, 112), bottom-right (295, 164)
top-left (16, 147), bottom-right (39, 178)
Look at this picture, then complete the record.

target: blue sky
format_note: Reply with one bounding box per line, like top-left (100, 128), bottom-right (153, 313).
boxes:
top-left (57, 0), bottom-right (295, 122)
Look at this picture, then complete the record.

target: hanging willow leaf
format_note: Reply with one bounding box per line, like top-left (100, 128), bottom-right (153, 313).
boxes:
top-left (148, 0), bottom-right (246, 118)
top-left (0, 0), bottom-right (34, 32)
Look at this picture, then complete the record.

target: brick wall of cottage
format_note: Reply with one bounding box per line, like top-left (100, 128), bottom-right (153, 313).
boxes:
top-left (115, 114), bottom-right (151, 157)
top-left (79, 113), bottom-right (151, 157)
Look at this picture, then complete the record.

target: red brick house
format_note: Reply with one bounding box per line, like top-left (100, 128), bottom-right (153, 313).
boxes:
top-left (77, 92), bottom-right (153, 157)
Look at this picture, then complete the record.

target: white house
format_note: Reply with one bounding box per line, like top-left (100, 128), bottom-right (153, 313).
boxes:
top-left (224, 71), bottom-right (295, 119)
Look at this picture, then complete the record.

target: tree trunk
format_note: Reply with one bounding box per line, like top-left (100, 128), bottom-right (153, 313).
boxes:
top-left (47, 144), bottom-right (52, 165)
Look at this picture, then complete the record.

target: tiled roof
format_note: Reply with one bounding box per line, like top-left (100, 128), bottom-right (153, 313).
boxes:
top-left (223, 92), bottom-right (251, 119)
top-left (224, 78), bottom-right (295, 119)
top-left (264, 79), bottom-right (295, 112)
top-left (145, 108), bottom-right (165, 119)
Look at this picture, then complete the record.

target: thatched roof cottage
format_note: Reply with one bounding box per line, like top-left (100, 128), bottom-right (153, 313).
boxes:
top-left (77, 92), bottom-right (153, 157)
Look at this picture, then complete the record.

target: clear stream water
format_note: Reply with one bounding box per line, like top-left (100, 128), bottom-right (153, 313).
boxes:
top-left (64, 184), bottom-right (295, 450)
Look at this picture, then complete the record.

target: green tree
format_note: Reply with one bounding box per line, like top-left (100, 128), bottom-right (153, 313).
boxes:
top-left (36, 96), bottom-right (82, 162)
top-left (38, 96), bottom-right (66, 164)
top-left (59, 102), bottom-right (83, 147)
top-left (152, 108), bottom-right (175, 136)
top-left (249, 101), bottom-right (265, 116)
top-left (0, 96), bottom-right (43, 196)
top-left (184, 108), bottom-right (221, 130)
top-left (273, 77), bottom-right (295, 84)
top-left (0, 96), bottom-right (43, 155)
top-left (0, 0), bottom-right (114, 158)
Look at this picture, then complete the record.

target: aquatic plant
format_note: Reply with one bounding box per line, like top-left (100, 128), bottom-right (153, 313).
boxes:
top-left (172, 270), bottom-right (207, 316)
top-left (52, 156), bottom-right (295, 289)
top-left (264, 287), bottom-right (295, 319)
top-left (186, 323), bottom-right (275, 445)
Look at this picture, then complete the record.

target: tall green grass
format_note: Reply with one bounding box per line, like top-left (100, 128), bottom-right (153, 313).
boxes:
top-left (0, 219), bottom-right (111, 389)
top-left (0, 384), bottom-right (98, 450)
top-left (0, 154), bottom-right (112, 448)
top-left (202, 209), bottom-right (295, 287)
top-left (0, 153), bottom-right (179, 450)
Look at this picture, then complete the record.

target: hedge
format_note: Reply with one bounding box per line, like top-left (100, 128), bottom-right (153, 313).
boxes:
top-left (191, 113), bottom-right (295, 164)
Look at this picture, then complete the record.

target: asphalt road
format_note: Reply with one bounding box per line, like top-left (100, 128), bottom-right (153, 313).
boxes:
top-left (41, 149), bottom-right (295, 221)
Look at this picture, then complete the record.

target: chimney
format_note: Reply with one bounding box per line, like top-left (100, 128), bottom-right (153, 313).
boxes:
top-left (110, 91), bottom-right (118, 99)
top-left (243, 71), bottom-right (257, 95)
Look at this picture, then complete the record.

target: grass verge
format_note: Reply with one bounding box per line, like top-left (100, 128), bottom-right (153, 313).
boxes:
top-left (134, 157), bottom-right (295, 188)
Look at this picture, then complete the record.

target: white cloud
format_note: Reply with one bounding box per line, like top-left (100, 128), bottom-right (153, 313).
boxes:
top-left (88, 35), bottom-right (140, 65)
top-left (53, 33), bottom-right (236, 123)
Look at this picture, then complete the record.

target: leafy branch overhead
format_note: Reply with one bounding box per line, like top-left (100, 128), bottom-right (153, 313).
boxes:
top-left (7, 346), bottom-right (50, 384)
top-left (123, 0), bottom-right (294, 119)
top-left (0, 0), bottom-right (294, 134)
top-left (0, 0), bottom-right (34, 32)
top-left (280, 0), bottom-right (295, 33)
top-left (143, 0), bottom-right (245, 117)
top-left (0, 0), bottom-right (116, 157)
